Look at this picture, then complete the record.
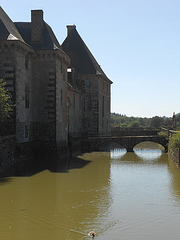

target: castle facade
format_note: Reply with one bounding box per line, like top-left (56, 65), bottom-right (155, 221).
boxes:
top-left (0, 7), bottom-right (112, 152)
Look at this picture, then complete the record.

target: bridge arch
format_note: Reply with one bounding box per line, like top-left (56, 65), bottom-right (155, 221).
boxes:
top-left (133, 140), bottom-right (166, 151)
top-left (85, 136), bottom-right (168, 153)
top-left (113, 136), bottom-right (168, 152)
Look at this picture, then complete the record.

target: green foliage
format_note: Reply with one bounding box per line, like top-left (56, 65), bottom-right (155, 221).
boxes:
top-left (176, 113), bottom-right (180, 129)
top-left (127, 121), bottom-right (140, 128)
top-left (150, 116), bottom-right (164, 128)
top-left (111, 112), bottom-right (180, 129)
top-left (111, 113), bottom-right (151, 128)
top-left (0, 79), bottom-right (13, 122)
top-left (158, 131), bottom-right (169, 138)
top-left (169, 133), bottom-right (180, 150)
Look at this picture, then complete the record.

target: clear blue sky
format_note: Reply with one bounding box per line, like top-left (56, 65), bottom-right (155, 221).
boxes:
top-left (1, 0), bottom-right (180, 117)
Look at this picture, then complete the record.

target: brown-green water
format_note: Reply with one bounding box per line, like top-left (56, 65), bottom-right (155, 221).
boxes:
top-left (1, 142), bottom-right (180, 239)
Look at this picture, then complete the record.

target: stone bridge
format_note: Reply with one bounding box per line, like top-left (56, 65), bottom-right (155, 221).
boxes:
top-left (81, 135), bottom-right (168, 152)
top-left (111, 127), bottom-right (159, 136)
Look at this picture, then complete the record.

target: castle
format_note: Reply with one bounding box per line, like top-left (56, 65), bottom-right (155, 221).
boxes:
top-left (0, 7), bottom-right (112, 153)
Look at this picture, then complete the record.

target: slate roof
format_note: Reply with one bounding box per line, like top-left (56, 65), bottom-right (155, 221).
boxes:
top-left (0, 6), bottom-right (61, 50)
top-left (62, 26), bottom-right (109, 79)
top-left (0, 6), bottom-right (25, 42)
top-left (15, 22), bottom-right (62, 50)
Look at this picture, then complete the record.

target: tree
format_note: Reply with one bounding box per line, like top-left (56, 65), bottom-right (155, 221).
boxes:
top-left (0, 79), bottom-right (13, 122)
top-left (150, 116), bottom-right (164, 129)
top-left (163, 117), bottom-right (172, 129)
top-left (127, 121), bottom-right (140, 128)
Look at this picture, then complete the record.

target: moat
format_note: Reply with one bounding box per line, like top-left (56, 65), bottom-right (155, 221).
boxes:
top-left (0, 142), bottom-right (180, 240)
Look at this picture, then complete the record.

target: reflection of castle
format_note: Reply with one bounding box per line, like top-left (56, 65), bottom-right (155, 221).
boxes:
top-left (0, 7), bottom-right (112, 151)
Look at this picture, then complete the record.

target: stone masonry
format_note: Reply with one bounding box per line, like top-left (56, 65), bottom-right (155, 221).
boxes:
top-left (0, 7), bottom-right (112, 157)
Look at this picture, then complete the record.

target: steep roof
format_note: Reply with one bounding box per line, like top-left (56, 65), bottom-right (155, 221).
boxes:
top-left (15, 22), bottom-right (62, 50)
top-left (0, 7), bottom-right (61, 50)
top-left (0, 6), bottom-right (25, 42)
top-left (62, 26), bottom-right (109, 78)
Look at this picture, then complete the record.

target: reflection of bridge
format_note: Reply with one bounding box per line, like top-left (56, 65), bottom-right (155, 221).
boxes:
top-left (81, 135), bottom-right (168, 152)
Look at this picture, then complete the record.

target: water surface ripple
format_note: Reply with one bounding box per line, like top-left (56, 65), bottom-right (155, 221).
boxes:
top-left (0, 142), bottom-right (180, 239)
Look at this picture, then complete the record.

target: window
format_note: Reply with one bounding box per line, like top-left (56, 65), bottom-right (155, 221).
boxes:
top-left (102, 96), bottom-right (104, 117)
top-left (85, 79), bottom-right (90, 87)
top-left (25, 55), bottom-right (29, 69)
top-left (91, 100), bottom-right (98, 111)
top-left (63, 68), bottom-right (66, 81)
top-left (61, 89), bottom-right (63, 106)
top-left (85, 95), bottom-right (91, 111)
top-left (24, 125), bottom-right (29, 138)
top-left (25, 84), bottom-right (29, 108)
top-left (67, 68), bottom-right (74, 86)
top-left (61, 62), bottom-right (63, 73)
top-left (73, 93), bottom-right (75, 109)
top-left (79, 96), bottom-right (81, 110)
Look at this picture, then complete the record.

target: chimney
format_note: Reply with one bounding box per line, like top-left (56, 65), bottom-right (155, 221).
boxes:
top-left (67, 25), bottom-right (76, 36)
top-left (31, 10), bottom-right (44, 43)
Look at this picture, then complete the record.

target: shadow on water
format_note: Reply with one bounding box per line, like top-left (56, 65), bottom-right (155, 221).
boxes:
top-left (0, 141), bottom-right (166, 183)
top-left (0, 177), bottom-right (12, 185)
top-left (0, 154), bottom-right (91, 181)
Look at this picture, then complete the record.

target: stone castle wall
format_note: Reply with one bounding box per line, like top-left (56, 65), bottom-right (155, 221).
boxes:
top-left (0, 135), bottom-right (34, 173)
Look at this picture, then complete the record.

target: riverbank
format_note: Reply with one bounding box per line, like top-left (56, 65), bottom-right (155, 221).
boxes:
top-left (167, 131), bottom-right (180, 168)
top-left (168, 148), bottom-right (180, 167)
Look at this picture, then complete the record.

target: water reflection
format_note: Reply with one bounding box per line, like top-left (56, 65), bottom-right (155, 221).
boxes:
top-left (134, 141), bottom-right (163, 161)
top-left (0, 152), bottom-right (112, 240)
top-left (110, 142), bottom-right (165, 163)
top-left (134, 148), bottom-right (162, 162)
top-left (168, 156), bottom-right (180, 201)
top-left (107, 144), bottom-right (180, 240)
top-left (110, 142), bottom-right (166, 166)
top-left (110, 148), bottom-right (127, 159)
top-left (1, 143), bottom-right (180, 240)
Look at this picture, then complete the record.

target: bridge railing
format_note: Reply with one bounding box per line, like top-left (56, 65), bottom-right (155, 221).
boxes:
top-left (111, 127), bottom-right (160, 137)
top-left (161, 127), bottom-right (180, 137)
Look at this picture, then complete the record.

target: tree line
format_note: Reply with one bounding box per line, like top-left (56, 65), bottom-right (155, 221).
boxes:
top-left (111, 112), bottom-right (180, 129)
